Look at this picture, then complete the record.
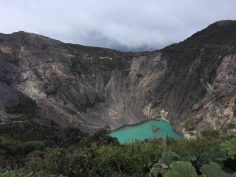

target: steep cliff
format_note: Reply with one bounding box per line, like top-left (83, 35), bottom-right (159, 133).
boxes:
top-left (0, 20), bottom-right (235, 134)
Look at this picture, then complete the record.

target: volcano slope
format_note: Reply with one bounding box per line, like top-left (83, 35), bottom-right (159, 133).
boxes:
top-left (0, 20), bottom-right (235, 135)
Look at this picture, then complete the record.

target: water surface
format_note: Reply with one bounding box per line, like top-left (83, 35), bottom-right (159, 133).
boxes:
top-left (110, 119), bottom-right (183, 144)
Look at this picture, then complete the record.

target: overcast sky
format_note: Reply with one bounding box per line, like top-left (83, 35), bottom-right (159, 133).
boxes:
top-left (0, 0), bottom-right (235, 51)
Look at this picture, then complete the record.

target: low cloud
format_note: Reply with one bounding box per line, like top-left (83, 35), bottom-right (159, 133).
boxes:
top-left (0, 0), bottom-right (235, 51)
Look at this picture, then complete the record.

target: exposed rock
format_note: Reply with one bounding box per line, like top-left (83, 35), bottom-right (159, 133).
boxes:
top-left (160, 110), bottom-right (169, 119)
top-left (0, 20), bottom-right (235, 134)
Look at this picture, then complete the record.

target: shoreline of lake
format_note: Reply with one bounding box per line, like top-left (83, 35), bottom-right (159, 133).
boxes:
top-left (111, 118), bottom-right (182, 136)
top-left (110, 119), bottom-right (183, 144)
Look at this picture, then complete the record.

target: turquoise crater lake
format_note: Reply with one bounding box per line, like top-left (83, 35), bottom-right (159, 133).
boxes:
top-left (109, 119), bottom-right (183, 144)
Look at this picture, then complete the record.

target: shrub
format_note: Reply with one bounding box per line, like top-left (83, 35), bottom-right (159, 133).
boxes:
top-left (184, 119), bottom-right (197, 131)
top-left (164, 161), bottom-right (198, 177)
top-left (200, 128), bottom-right (220, 140)
top-left (0, 170), bottom-right (66, 177)
top-left (5, 98), bottom-right (37, 115)
top-left (220, 138), bottom-right (236, 158)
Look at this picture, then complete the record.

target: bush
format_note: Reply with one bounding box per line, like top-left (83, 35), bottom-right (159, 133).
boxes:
top-left (0, 121), bottom-right (235, 177)
top-left (200, 128), bottom-right (220, 140)
top-left (5, 98), bottom-right (37, 115)
top-left (0, 170), bottom-right (66, 177)
top-left (164, 161), bottom-right (198, 177)
top-left (23, 141), bottom-right (45, 154)
top-left (184, 119), bottom-right (197, 131)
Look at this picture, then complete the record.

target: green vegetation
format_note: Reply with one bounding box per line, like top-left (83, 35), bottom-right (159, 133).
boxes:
top-left (228, 123), bottom-right (236, 129)
top-left (164, 161), bottom-right (236, 177)
top-left (70, 58), bottom-right (91, 75)
top-left (184, 119), bottom-right (197, 131)
top-left (0, 121), bottom-right (235, 177)
top-left (220, 138), bottom-right (236, 157)
top-left (0, 170), bottom-right (66, 177)
top-left (69, 44), bottom-right (121, 58)
top-left (201, 162), bottom-right (236, 177)
top-left (5, 98), bottom-right (37, 115)
top-left (200, 127), bottom-right (220, 140)
top-left (165, 161), bottom-right (198, 177)
top-left (187, 20), bottom-right (236, 45)
top-left (5, 97), bottom-right (38, 122)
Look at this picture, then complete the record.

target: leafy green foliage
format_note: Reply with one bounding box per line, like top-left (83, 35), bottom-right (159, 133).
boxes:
top-left (149, 151), bottom-right (180, 176)
top-left (220, 138), bottom-right (236, 158)
top-left (201, 162), bottom-right (236, 177)
top-left (199, 146), bottom-right (228, 165)
top-left (164, 159), bottom-right (236, 177)
top-left (166, 136), bottom-right (216, 160)
top-left (164, 161), bottom-right (198, 177)
top-left (92, 141), bottom-right (163, 177)
top-left (0, 136), bottom-right (45, 159)
top-left (0, 120), bottom-right (235, 177)
top-left (200, 128), bottom-right (220, 140)
top-left (0, 170), bottom-right (66, 177)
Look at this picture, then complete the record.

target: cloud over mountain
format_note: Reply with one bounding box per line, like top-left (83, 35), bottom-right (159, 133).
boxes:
top-left (0, 0), bottom-right (235, 51)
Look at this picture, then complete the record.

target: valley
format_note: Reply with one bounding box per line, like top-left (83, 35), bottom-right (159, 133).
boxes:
top-left (0, 20), bottom-right (235, 177)
top-left (0, 20), bottom-right (235, 137)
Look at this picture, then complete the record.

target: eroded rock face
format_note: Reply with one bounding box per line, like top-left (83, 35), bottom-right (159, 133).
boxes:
top-left (0, 21), bottom-right (235, 134)
top-left (189, 55), bottom-right (236, 134)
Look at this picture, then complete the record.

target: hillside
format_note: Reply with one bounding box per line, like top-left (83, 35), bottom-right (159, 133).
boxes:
top-left (0, 20), bottom-right (235, 136)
